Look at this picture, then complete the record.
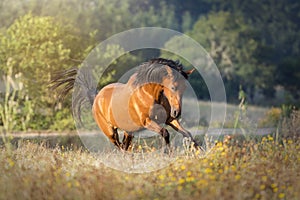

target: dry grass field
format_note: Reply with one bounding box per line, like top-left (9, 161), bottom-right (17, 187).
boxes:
top-left (0, 134), bottom-right (299, 200)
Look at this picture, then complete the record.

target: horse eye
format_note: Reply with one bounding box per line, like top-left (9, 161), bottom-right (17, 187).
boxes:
top-left (171, 86), bottom-right (177, 91)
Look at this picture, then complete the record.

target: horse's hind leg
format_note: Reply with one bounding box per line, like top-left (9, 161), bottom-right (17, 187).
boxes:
top-left (121, 132), bottom-right (133, 151)
top-left (93, 112), bottom-right (122, 149)
top-left (103, 126), bottom-right (122, 149)
top-left (112, 128), bottom-right (122, 148)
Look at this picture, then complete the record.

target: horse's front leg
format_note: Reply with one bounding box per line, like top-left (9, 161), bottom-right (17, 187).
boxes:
top-left (143, 118), bottom-right (170, 147)
top-left (168, 119), bottom-right (200, 149)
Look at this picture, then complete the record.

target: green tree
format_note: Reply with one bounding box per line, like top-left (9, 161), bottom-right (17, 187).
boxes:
top-left (276, 58), bottom-right (300, 100)
top-left (206, 0), bottom-right (300, 101)
top-left (0, 0), bottom-right (180, 41)
top-left (0, 13), bottom-right (88, 130)
top-left (186, 11), bottom-right (275, 102)
top-left (0, 13), bottom-right (85, 105)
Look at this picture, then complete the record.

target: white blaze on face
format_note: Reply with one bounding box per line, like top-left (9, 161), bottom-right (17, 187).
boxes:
top-left (162, 66), bottom-right (187, 118)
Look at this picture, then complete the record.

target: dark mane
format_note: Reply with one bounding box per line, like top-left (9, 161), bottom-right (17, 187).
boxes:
top-left (133, 58), bottom-right (188, 86)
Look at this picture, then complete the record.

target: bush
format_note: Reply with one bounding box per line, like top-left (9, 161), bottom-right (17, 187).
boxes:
top-left (50, 108), bottom-right (75, 131)
top-left (282, 109), bottom-right (300, 138)
top-left (259, 107), bottom-right (282, 127)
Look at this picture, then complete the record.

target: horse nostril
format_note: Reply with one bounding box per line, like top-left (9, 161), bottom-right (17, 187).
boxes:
top-left (173, 110), bottom-right (177, 117)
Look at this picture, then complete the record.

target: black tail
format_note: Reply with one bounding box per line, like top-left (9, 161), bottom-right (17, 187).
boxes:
top-left (49, 67), bottom-right (78, 102)
top-left (49, 66), bottom-right (98, 126)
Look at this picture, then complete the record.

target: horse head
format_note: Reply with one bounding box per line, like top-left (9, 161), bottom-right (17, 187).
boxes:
top-left (162, 65), bottom-right (194, 118)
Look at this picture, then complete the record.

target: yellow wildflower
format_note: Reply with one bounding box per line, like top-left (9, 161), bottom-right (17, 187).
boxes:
top-left (209, 175), bottom-right (216, 180)
top-left (254, 194), bottom-right (260, 199)
top-left (178, 178), bottom-right (185, 184)
top-left (278, 193), bottom-right (285, 199)
top-left (262, 176), bottom-right (267, 182)
top-left (186, 171), bottom-right (192, 176)
top-left (235, 174), bottom-right (241, 181)
top-left (230, 165), bottom-right (236, 171)
top-left (7, 158), bottom-right (15, 167)
top-left (260, 184), bottom-right (266, 190)
top-left (186, 177), bottom-right (195, 182)
top-left (204, 168), bottom-right (213, 174)
top-left (271, 183), bottom-right (277, 188)
top-left (158, 175), bottom-right (165, 181)
top-left (267, 135), bottom-right (274, 141)
top-left (180, 165), bottom-right (186, 170)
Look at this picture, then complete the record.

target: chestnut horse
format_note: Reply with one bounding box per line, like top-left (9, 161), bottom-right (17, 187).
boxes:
top-left (50, 58), bottom-right (199, 150)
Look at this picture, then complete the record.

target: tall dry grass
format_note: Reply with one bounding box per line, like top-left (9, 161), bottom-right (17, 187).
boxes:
top-left (0, 131), bottom-right (300, 200)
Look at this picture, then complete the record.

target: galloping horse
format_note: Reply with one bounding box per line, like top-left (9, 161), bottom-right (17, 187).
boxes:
top-left (51, 58), bottom-right (199, 151)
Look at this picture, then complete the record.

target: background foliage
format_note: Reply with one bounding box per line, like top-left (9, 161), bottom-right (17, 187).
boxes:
top-left (0, 0), bottom-right (299, 131)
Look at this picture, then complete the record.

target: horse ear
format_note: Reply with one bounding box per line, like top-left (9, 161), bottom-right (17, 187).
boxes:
top-left (185, 68), bottom-right (195, 76)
